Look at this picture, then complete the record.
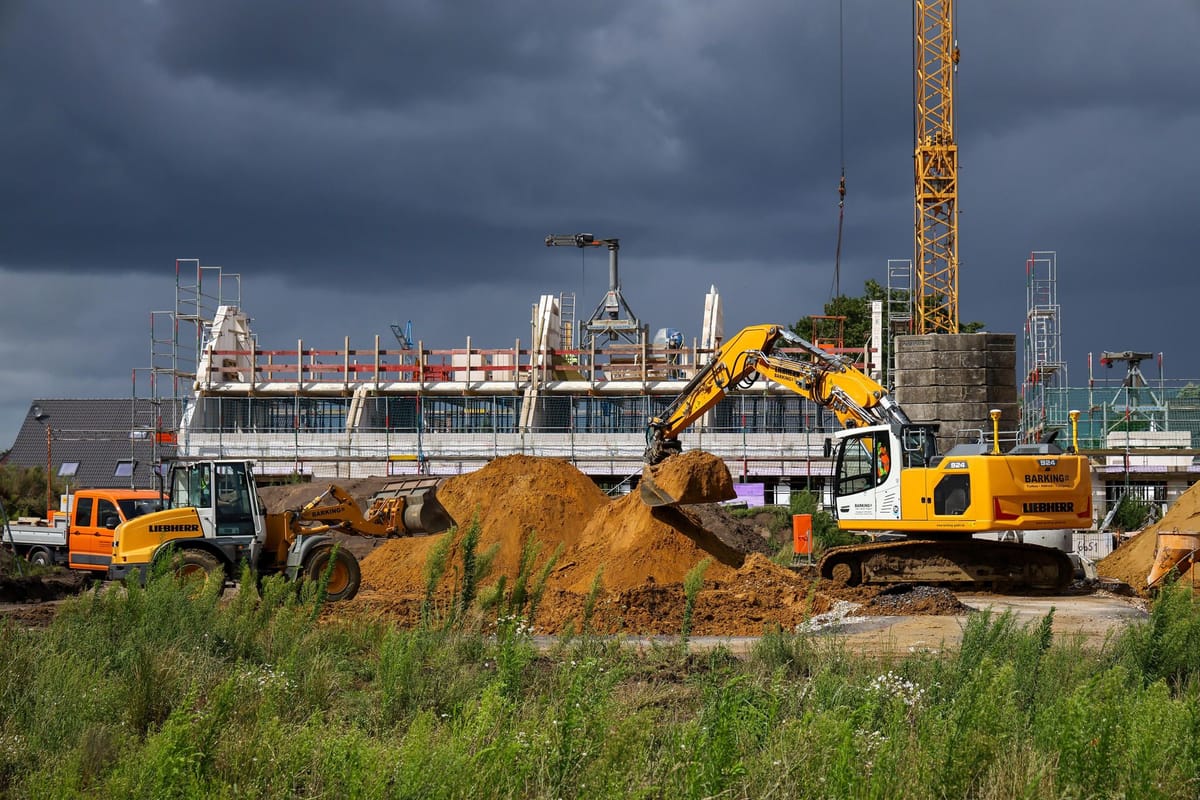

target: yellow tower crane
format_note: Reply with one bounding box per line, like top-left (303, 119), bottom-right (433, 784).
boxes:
top-left (914, 0), bottom-right (960, 334)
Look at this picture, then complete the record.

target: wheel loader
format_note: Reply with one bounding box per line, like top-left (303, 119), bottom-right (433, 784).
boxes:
top-left (109, 460), bottom-right (456, 601)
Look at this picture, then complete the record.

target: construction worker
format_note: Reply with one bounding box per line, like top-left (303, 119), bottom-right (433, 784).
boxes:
top-left (875, 438), bottom-right (891, 483)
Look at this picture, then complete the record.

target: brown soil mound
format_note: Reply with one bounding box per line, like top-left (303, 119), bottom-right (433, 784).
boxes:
top-left (340, 453), bottom-right (894, 635)
top-left (552, 492), bottom-right (743, 595)
top-left (1096, 529), bottom-right (1159, 590)
top-left (1096, 481), bottom-right (1200, 592)
top-left (355, 455), bottom-right (608, 599)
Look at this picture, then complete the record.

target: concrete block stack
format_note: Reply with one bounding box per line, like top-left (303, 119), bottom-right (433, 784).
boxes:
top-left (892, 333), bottom-right (1018, 453)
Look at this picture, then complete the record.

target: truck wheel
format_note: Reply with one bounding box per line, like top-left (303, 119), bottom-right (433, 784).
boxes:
top-left (303, 545), bottom-right (361, 602)
top-left (27, 547), bottom-right (53, 567)
top-left (171, 550), bottom-right (225, 593)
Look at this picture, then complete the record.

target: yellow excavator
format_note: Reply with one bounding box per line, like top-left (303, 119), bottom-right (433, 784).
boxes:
top-left (642, 324), bottom-right (1093, 590)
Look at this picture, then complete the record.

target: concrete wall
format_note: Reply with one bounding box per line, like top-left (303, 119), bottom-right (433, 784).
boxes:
top-left (893, 333), bottom-right (1019, 452)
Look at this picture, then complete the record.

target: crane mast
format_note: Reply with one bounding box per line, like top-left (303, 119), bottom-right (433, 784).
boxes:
top-left (914, 0), bottom-right (959, 334)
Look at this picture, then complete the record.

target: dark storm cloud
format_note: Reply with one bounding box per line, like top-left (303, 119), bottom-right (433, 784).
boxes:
top-left (0, 0), bottom-right (861, 280)
top-left (156, 1), bottom-right (607, 110)
top-left (2, 0), bottom-right (1199, 445)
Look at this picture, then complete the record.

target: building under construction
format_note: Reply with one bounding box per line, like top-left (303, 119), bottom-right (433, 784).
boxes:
top-left (149, 259), bottom-right (842, 506)
top-left (124, 258), bottom-right (1198, 524)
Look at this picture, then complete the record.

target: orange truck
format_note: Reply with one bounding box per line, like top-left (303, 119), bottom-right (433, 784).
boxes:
top-left (1, 488), bottom-right (164, 571)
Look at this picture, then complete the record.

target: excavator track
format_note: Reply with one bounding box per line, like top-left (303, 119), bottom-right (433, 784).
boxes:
top-left (817, 538), bottom-right (1074, 592)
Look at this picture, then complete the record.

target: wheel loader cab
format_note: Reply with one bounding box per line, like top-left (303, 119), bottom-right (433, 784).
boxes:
top-left (169, 461), bottom-right (262, 539)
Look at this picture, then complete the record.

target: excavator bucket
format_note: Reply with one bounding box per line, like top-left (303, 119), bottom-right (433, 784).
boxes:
top-left (372, 477), bottom-right (457, 535)
top-left (639, 450), bottom-right (737, 508)
top-left (1147, 532), bottom-right (1200, 587)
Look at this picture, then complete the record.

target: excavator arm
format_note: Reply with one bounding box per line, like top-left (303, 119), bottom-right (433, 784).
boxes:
top-left (644, 324), bottom-right (910, 464)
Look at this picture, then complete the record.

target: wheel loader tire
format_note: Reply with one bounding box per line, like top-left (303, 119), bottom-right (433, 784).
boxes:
top-left (27, 547), bottom-right (53, 567)
top-left (303, 545), bottom-right (361, 602)
top-left (171, 549), bottom-right (225, 594)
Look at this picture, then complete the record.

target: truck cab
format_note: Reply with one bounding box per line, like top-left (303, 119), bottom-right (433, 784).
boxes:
top-left (67, 489), bottom-right (164, 571)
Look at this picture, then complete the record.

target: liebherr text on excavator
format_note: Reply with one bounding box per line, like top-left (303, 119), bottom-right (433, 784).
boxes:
top-left (642, 324), bottom-right (1092, 590)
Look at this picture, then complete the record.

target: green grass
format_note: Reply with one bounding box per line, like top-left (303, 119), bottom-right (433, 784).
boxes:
top-left (3, 571), bottom-right (1200, 798)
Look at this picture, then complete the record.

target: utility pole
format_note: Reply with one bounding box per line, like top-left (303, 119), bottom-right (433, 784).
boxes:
top-left (33, 406), bottom-right (52, 517)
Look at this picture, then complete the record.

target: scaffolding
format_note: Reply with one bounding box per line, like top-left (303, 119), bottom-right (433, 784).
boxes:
top-left (148, 260), bottom-right (242, 441)
top-left (1021, 251), bottom-right (1069, 442)
top-left (885, 258), bottom-right (914, 389)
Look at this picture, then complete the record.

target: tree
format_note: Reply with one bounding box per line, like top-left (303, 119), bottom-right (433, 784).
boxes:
top-left (1110, 494), bottom-right (1155, 533)
top-left (793, 279), bottom-right (888, 360)
top-left (0, 465), bottom-right (63, 519)
top-left (792, 280), bottom-right (985, 368)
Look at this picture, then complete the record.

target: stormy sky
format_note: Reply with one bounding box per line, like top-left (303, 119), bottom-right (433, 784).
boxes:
top-left (2, 1), bottom-right (1198, 447)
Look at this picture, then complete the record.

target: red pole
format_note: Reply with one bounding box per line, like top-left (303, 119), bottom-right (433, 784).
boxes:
top-left (45, 425), bottom-right (52, 518)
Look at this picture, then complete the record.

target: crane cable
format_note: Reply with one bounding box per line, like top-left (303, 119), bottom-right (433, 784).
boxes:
top-left (832, 0), bottom-right (847, 300)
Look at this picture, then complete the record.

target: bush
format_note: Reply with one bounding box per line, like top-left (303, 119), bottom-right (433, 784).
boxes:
top-left (0, 464), bottom-right (64, 520)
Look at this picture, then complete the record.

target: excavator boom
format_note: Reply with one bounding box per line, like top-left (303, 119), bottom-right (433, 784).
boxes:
top-left (645, 324), bottom-right (910, 467)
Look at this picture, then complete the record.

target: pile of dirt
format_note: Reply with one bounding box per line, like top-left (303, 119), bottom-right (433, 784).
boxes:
top-left (863, 584), bottom-right (972, 615)
top-left (640, 449), bottom-right (736, 506)
top-left (1096, 481), bottom-right (1200, 592)
top-left (340, 453), bottom-right (895, 635)
top-left (0, 546), bottom-right (88, 602)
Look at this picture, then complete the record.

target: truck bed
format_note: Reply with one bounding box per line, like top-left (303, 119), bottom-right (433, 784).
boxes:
top-left (3, 519), bottom-right (69, 548)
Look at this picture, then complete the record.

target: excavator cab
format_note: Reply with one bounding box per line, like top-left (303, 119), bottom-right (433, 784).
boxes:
top-left (899, 424), bottom-right (939, 468)
top-left (830, 423), bottom-right (941, 526)
top-left (832, 426), bottom-right (903, 523)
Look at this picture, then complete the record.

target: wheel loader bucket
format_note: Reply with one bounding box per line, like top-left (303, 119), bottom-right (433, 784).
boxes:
top-left (373, 477), bottom-right (457, 535)
top-left (401, 485), bottom-right (456, 534)
top-left (1147, 532), bottom-right (1200, 587)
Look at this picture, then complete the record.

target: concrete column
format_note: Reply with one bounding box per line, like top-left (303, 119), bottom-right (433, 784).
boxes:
top-left (893, 333), bottom-right (1018, 453)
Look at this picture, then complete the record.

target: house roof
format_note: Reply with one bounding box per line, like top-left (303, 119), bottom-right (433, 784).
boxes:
top-left (2, 399), bottom-right (178, 490)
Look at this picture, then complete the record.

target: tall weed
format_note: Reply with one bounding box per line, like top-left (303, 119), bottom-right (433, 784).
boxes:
top-left (1116, 580), bottom-right (1200, 688)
